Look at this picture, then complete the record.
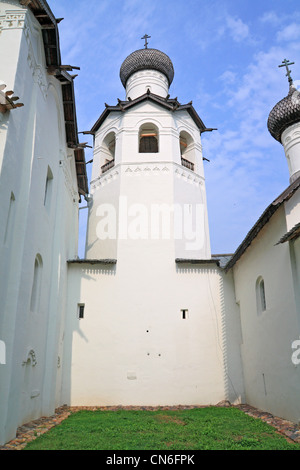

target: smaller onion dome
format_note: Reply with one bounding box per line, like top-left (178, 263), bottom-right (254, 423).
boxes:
top-left (120, 48), bottom-right (174, 89)
top-left (267, 85), bottom-right (300, 143)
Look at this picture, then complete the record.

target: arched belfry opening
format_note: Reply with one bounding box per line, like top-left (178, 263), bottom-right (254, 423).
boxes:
top-left (139, 123), bottom-right (159, 153)
top-left (180, 131), bottom-right (195, 171)
top-left (101, 131), bottom-right (116, 174)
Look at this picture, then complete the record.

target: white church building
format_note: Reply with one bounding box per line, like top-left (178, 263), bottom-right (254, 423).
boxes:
top-left (0, 0), bottom-right (299, 446)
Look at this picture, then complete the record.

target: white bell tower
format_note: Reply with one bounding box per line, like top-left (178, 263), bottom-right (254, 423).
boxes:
top-left (67, 42), bottom-right (234, 409)
top-left (85, 42), bottom-right (212, 262)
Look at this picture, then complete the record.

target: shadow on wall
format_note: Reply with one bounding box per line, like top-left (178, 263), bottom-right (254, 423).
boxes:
top-left (219, 268), bottom-right (245, 404)
top-left (61, 262), bottom-right (117, 405)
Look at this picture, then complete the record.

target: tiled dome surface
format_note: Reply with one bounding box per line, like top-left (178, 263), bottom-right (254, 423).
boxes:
top-left (268, 85), bottom-right (300, 142)
top-left (120, 48), bottom-right (174, 88)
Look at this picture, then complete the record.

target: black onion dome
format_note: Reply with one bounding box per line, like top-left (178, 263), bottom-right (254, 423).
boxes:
top-left (120, 48), bottom-right (174, 88)
top-left (267, 85), bottom-right (300, 143)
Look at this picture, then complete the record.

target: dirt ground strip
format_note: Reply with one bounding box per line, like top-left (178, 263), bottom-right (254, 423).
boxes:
top-left (1, 402), bottom-right (300, 450)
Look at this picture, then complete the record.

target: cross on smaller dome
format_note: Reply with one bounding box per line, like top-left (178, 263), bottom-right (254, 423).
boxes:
top-left (267, 59), bottom-right (300, 143)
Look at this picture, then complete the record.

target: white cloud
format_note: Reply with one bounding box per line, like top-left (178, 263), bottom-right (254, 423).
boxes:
top-left (226, 15), bottom-right (250, 42)
top-left (182, 9), bottom-right (251, 50)
top-left (277, 23), bottom-right (300, 42)
top-left (201, 42), bottom-right (298, 251)
top-left (219, 70), bottom-right (237, 85)
top-left (259, 11), bottom-right (281, 25)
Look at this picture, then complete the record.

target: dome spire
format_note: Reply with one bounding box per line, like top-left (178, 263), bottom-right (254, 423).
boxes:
top-left (267, 59), bottom-right (300, 143)
top-left (141, 34), bottom-right (151, 49)
top-left (268, 59), bottom-right (300, 183)
top-left (278, 58), bottom-right (295, 87)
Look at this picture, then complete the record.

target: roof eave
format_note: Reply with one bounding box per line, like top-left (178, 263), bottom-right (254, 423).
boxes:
top-left (224, 176), bottom-right (300, 272)
top-left (90, 92), bottom-right (208, 134)
top-left (276, 222), bottom-right (300, 244)
top-left (19, 0), bottom-right (88, 196)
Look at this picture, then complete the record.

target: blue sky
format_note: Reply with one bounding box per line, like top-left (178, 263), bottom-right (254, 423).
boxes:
top-left (50, 0), bottom-right (300, 257)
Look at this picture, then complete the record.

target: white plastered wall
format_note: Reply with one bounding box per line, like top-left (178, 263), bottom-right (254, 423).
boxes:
top-left (64, 258), bottom-right (244, 407)
top-left (232, 203), bottom-right (300, 423)
top-left (63, 97), bottom-right (244, 408)
top-left (0, 2), bottom-right (79, 445)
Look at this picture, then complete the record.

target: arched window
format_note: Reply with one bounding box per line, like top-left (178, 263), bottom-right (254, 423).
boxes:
top-left (256, 276), bottom-right (266, 315)
top-left (101, 132), bottom-right (116, 174)
top-left (180, 131), bottom-right (195, 171)
top-left (139, 123), bottom-right (159, 153)
top-left (30, 254), bottom-right (43, 313)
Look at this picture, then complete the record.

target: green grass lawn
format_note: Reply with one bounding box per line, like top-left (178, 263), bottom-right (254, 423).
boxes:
top-left (24, 407), bottom-right (300, 450)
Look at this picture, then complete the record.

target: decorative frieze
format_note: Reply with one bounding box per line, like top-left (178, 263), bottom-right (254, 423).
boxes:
top-left (174, 165), bottom-right (203, 186)
top-left (90, 161), bottom-right (204, 191)
top-left (22, 12), bottom-right (48, 99)
top-left (0, 9), bottom-right (26, 31)
top-left (91, 168), bottom-right (120, 191)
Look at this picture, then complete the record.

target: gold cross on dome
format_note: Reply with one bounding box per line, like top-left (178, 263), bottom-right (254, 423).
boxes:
top-left (141, 34), bottom-right (151, 49)
top-left (278, 58), bottom-right (295, 85)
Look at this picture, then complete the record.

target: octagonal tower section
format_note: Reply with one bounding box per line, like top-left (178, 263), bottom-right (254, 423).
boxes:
top-left (85, 47), bottom-right (212, 264)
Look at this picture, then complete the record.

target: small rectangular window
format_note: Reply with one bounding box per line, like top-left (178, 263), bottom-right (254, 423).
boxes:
top-left (78, 304), bottom-right (85, 319)
top-left (181, 309), bottom-right (189, 319)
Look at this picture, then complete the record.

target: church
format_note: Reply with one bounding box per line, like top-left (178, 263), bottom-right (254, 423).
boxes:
top-left (0, 0), bottom-right (299, 446)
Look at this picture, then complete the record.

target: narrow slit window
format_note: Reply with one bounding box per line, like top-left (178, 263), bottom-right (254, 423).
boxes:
top-left (30, 254), bottom-right (43, 313)
top-left (4, 191), bottom-right (15, 244)
top-left (181, 309), bottom-right (189, 319)
top-left (44, 166), bottom-right (53, 209)
top-left (78, 304), bottom-right (85, 319)
top-left (260, 280), bottom-right (266, 311)
top-left (256, 276), bottom-right (266, 315)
